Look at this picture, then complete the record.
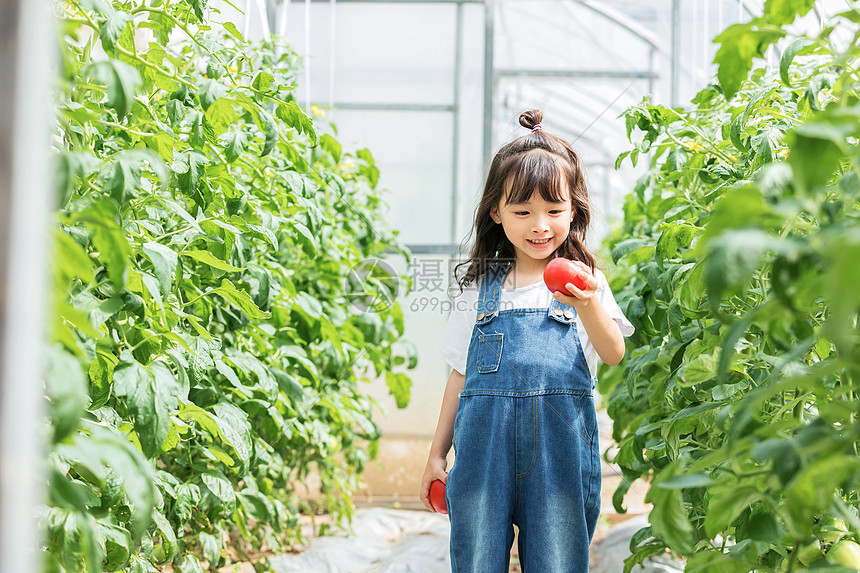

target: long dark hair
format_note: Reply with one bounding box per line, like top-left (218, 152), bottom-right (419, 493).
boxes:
top-left (452, 109), bottom-right (595, 296)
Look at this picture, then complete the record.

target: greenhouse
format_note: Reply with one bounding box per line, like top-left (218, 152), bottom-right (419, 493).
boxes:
top-left (0, 0), bottom-right (858, 571)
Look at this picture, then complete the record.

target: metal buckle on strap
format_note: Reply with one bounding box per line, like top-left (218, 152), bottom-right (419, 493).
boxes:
top-left (475, 267), bottom-right (505, 324)
top-left (548, 299), bottom-right (576, 324)
top-left (476, 289), bottom-right (500, 324)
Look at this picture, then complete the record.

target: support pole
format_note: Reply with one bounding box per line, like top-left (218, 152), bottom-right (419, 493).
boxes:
top-left (0, 0), bottom-right (51, 571)
top-left (451, 2), bottom-right (462, 246)
top-left (670, 0), bottom-right (679, 107)
top-left (482, 0), bottom-right (495, 169)
top-left (305, 0), bottom-right (311, 115)
top-left (648, 46), bottom-right (655, 97)
top-left (329, 0), bottom-right (335, 109)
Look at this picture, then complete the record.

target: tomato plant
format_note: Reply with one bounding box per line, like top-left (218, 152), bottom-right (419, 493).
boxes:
top-left (44, 1), bottom-right (415, 571)
top-left (602, 2), bottom-right (860, 571)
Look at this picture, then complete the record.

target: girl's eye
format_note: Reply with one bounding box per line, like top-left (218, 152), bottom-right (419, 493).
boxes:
top-left (550, 210), bottom-right (563, 214)
top-left (514, 211), bottom-right (529, 216)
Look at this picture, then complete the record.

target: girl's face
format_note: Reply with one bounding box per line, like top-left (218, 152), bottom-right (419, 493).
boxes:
top-left (490, 187), bottom-right (574, 270)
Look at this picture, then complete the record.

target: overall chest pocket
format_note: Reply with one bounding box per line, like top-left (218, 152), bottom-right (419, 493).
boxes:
top-left (476, 332), bottom-right (503, 373)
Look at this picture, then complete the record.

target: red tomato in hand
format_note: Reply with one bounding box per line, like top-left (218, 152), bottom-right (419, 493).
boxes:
top-left (544, 258), bottom-right (588, 295)
top-left (429, 479), bottom-right (447, 514)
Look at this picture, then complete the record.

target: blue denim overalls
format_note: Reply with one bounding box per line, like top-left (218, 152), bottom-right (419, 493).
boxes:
top-left (445, 262), bottom-right (601, 572)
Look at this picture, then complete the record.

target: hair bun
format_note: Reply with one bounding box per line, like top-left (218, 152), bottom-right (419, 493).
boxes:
top-left (518, 110), bottom-right (543, 131)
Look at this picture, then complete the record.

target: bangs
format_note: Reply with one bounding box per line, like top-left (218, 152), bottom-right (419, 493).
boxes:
top-left (503, 149), bottom-right (570, 205)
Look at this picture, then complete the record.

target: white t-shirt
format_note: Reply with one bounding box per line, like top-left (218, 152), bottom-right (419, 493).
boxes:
top-left (437, 268), bottom-right (635, 378)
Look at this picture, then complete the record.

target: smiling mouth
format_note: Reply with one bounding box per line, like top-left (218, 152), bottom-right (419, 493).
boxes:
top-left (527, 238), bottom-right (551, 245)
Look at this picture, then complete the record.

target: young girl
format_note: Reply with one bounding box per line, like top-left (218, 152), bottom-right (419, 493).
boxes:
top-left (419, 109), bottom-right (634, 572)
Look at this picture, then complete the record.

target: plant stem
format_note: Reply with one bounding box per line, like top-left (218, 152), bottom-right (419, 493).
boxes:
top-left (130, 5), bottom-right (238, 86)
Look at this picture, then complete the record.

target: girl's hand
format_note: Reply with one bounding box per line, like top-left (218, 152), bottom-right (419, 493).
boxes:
top-left (419, 455), bottom-right (448, 512)
top-left (551, 261), bottom-right (598, 308)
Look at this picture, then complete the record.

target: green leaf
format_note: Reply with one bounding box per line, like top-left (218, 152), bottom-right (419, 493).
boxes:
top-left (129, 554), bottom-right (159, 573)
top-left (785, 456), bottom-right (860, 538)
top-left (201, 470), bottom-right (235, 504)
top-left (171, 482), bottom-right (200, 523)
top-left (729, 113), bottom-right (747, 152)
top-left (188, 109), bottom-right (216, 149)
top-left (751, 125), bottom-right (783, 166)
top-left (197, 79), bottom-right (228, 110)
top-left (186, 0), bottom-right (207, 21)
top-left (788, 107), bottom-right (860, 194)
top-left (656, 221), bottom-right (698, 262)
top-left (99, 10), bottom-right (132, 54)
top-left (57, 509), bottom-right (102, 573)
top-left (667, 297), bottom-right (684, 342)
top-left (701, 186), bottom-right (771, 240)
top-left (290, 221), bottom-right (316, 257)
top-left (53, 228), bottom-right (94, 286)
top-left (85, 60), bottom-right (141, 117)
top-left (221, 21), bottom-right (244, 42)
top-left (657, 472), bottom-right (712, 489)
top-left (99, 521), bottom-right (131, 570)
top-left (112, 353), bottom-right (180, 458)
top-left (142, 242), bottom-right (178, 297)
top-left (88, 348), bottom-right (115, 409)
top-left (178, 554), bottom-right (206, 573)
top-left (704, 229), bottom-right (772, 299)
top-left (173, 150), bottom-right (210, 210)
top-left (150, 510), bottom-right (178, 563)
top-left (612, 237), bottom-right (655, 264)
top-left (275, 102), bottom-right (317, 145)
top-left (55, 150), bottom-right (99, 206)
top-left (824, 241), bottom-right (860, 354)
top-left (705, 485), bottom-right (762, 537)
top-left (385, 371), bottom-right (412, 408)
top-left (210, 279), bottom-right (271, 320)
top-left (648, 460), bottom-right (694, 554)
top-left (763, 0), bottom-right (817, 26)
top-left (205, 97), bottom-right (237, 135)
top-left (166, 99), bottom-right (185, 125)
top-left (79, 0), bottom-right (109, 12)
top-left (320, 133), bottom-right (342, 162)
top-left (623, 542), bottom-right (669, 573)
top-left (713, 22), bottom-right (785, 101)
top-left (98, 150), bottom-right (161, 202)
top-left (80, 200), bottom-right (131, 289)
top-left (251, 71), bottom-right (274, 92)
top-left (223, 130), bottom-right (247, 162)
top-left (258, 109), bottom-right (278, 156)
top-left (144, 132), bottom-right (175, 162)
top-left (45, 346), bottom-right (88, 442)
top-left (61, 423), bottom-right (156, 538)
top-left (685, 551), bottom-right (751, 573)
top-left (211, 402), bottom-right (252, 473)
top-left (779, 38), bottom-right (816, 86)
top-left (681, 351), bottom-right (718, 386)
top-left (181, 249), bottom-right (244, 272)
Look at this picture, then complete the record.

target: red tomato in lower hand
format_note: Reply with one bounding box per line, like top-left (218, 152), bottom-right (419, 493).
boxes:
top-left (429, 479), bottom-right (447, 514)
top-left (544, 258), bottom-right (587, 295)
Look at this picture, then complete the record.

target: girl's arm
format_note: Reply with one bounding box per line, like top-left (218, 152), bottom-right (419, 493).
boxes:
top-left (419, 368), bottom-right (466, 511)
top-left (573, 297), bottom-right (625, 366)
top-left (551, 262), bottom-right (625, 366)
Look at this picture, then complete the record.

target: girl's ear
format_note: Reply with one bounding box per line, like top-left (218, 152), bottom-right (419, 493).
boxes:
top-left (490, 206), bottom-right (501, 224)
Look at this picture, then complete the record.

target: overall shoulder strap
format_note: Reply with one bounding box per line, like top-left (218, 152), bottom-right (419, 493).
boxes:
top-left (475, 262), bottom-right (511, 325)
